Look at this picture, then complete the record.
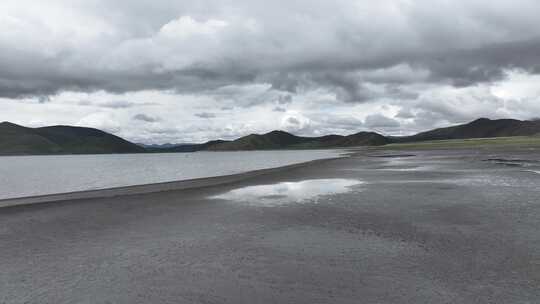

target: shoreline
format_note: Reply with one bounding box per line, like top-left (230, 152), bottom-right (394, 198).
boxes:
top-left (2, 146), bottom-right (540, 302)
top-left (0, 155), bottom-right (347, 209)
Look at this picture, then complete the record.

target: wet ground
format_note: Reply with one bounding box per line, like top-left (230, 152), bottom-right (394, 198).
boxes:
top-left (1, 148), bottom-right (540, 303)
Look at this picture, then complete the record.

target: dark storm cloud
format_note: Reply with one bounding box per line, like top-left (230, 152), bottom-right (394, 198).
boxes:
top-left (412, 39), bottom-right (540, 87)
top-left (278, 95), bottom-right (293, 104)
top-left (2, 0), bottom-right (540, 104)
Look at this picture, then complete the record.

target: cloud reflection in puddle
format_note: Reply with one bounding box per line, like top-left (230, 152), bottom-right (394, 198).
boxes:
top-left (212, 179), bottom-right (362, 206)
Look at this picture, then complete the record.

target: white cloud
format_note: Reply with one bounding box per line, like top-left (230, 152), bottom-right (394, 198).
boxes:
top-left (77, 112), bottom-right (122, 133)
top-left (1, 0), bottom-right (540, 142)
top-left (159, 16), bottom-right (228, 39)
top-left (280, 112), bottom-right (312, 134)
top-left (491, 70), bottom-right (540, 100)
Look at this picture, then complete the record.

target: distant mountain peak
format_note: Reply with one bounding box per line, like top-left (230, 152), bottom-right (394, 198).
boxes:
top-left (0, 121), bottom-right (28, 131)
top-left (265, 130), bottom-right (293, 136)
top-left (0, 121), bottom-right (20, 127)
top-left (0, 123), bottom-right (145, 155)
top-left (472, 117), bottom-right (491, 123)
top-left (403, 117), bottom-right (540, 142)
top-left (2, 117), bottom-right (539, 155)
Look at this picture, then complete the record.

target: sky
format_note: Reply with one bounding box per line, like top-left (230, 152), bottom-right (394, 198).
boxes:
top-left (1, 0), bottom-right (540, 144)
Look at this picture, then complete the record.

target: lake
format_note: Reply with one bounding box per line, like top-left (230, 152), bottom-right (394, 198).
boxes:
top-left (0, 150), bottom-right (343, 200)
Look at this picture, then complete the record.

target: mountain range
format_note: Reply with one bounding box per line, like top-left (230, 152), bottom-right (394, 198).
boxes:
top-left (0, 121), bottom-right (145, 155)
top-left (1, 118), bottom-right (539, 155)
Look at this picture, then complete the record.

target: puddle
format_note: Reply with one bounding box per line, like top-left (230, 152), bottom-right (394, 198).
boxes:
top-left (372, 157), bottom-right (442, 172)
top-left (377, 173), bottom-right (540, 189)
top-left (378, 165), bottom-right (436, 172)
top-left (211, 179), bottom-right (362, 206)
top-left (369, 154), bottom-right (416, 158)
top-left (444, 175), bottom-right (538, 188)
top-left (484, 158), bottom-right (540, 168)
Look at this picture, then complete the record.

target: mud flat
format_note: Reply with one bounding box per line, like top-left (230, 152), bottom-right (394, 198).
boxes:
top-left (1, 147), bottom-right (540, 303)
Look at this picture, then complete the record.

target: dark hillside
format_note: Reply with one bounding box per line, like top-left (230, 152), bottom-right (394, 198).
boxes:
top-left (0, 122), bottom-right (145, 155)
top-left (399, 118), bottom-right (540, 143)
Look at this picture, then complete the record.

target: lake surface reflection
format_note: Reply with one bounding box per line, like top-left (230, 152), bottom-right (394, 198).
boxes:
top-left (212, 179), bottom-right (362, 206)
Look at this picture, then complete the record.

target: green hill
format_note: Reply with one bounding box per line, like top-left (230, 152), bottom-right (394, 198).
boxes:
top-left (208, 131), bottom-right (311, 151)
top-left (0, 122), bottom-right (145, 155)
top-left (207, 130), bottom-right (389, 151)
top-left (207, 118), bottom-right (540, 151)
top-left (163, 140), bottom-right (230, 153)
top-left (2, 118), bottom-right (539, 155)
top-left (396, 118), bottom-right (540, 142)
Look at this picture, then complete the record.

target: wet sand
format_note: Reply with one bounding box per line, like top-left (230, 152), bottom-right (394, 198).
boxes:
top-left (1, 148), bottom-right (540, 303)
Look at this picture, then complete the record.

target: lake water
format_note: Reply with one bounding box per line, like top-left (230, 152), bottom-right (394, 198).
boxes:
top-left (0, 150), bottom-right (343, 200)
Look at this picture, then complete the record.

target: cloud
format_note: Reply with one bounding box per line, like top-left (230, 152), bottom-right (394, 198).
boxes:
top-left (286, 117), bottom-right (300, 125)
top-left (133, 113), bottom-right (160, 122)
top-left (158, 16), bottom-right (228, 40)
top-left (74, 97), bottom-right (159, 108)
top-left (364, 114), bottom-right (400, 129)
top-left (1, 0), bottom-right (540, 100)
top-left (320, 115), bottom-right (364, 131)
top-left (2, 1), bottom-right (540, 142)
top-left (195, 112), bottom-right (216, 118)
top-left (76, 112), bottom-right (121, 133)
top-left (278, 94), bottom-right (293, 104)
top-left (280, 112), bottom-right (313, 134)
top-left (396, 108), bottom-right (415, 119)
top-left (94, 100), bottom-right (138, 109)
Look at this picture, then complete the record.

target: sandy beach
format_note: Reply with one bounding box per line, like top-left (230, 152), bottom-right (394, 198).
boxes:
top-left (2, 148), bottom-right (540, 303)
